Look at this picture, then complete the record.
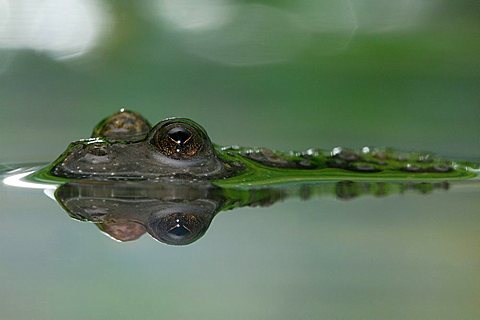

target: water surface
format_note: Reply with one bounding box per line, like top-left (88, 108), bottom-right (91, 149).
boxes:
top-left (1, 165), bottom-right (479, 319)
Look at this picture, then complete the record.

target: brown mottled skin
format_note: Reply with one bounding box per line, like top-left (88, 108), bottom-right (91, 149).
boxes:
top-left (49, 109), bottom-right (469, 181)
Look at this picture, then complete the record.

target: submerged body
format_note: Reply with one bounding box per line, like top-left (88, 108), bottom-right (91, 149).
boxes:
top-left (43, 110), bottom-right (478, 187)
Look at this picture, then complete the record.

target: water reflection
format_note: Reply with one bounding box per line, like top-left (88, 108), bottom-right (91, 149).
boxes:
top-left (56, 181), bottom-right (221, 245)
top-left (54, 179), bottom-right (450, 245)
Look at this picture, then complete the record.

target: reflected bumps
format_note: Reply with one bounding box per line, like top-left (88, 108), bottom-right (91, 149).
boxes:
top-left (53, 179), bottom-right (453, 246)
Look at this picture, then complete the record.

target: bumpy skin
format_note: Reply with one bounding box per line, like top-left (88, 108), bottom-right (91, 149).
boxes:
top-left (50, 111), bottom-right (239, 179)
top-left (232, 146), bottom-right (455, 173)
top-left (91, 109), bottom-right (151, 141)
top-left (49, 110), bottom-right (475, 181)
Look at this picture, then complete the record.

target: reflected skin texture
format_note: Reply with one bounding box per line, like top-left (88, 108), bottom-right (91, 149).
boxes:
top-left (54, 179), bottom-right (451, 245)
top-left (98, 220), bottom-right (146, 242)
top-left (45, 109), bottom-right (477, 184)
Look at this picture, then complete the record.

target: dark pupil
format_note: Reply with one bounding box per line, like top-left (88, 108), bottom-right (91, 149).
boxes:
top-left (168, 225), bottom-right (191, 238)
top-left (168, 127), bottom-right (191, 145)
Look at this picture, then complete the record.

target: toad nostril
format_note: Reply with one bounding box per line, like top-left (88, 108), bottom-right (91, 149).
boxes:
top-left (87, 145), bottom-right (108, 156)
top-left (167, 127), bottom-right (191, 145)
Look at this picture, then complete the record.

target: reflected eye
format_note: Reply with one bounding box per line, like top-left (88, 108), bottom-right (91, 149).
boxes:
top-left (167, 222), bottom-right (192, 239)
top-left (152, 121), bottom-right (206, 160)
top-left (147, 212), bottom-right (210, 245)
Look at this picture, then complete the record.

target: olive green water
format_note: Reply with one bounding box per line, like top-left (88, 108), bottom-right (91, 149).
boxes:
top-left (1, 0), bottom-right (480, 319)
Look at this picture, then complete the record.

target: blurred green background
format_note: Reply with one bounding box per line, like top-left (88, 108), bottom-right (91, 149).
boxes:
top-left (1, 1), bottom-right (480, 319)
top-left (0, 0), bottom-right (479, 163)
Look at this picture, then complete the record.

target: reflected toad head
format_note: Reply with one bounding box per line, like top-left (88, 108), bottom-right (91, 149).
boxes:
top-left (54, 181), bottom-right (222, 245)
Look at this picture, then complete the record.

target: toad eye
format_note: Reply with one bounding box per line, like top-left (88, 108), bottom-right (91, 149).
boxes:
top-left (167, 126), bottom-right (192, 145)
top-left (151, 121), bottom-right (206, 160)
